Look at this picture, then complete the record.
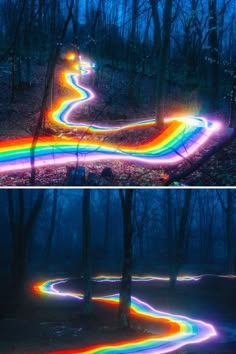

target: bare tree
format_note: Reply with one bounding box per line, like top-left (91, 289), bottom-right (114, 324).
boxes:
top-left (8, 190), bottom-right (45, 305)
top-left (103, 189), bottom-right (111, 257)
top-left (42, 189), bottom-right (58, 272)
top-left (119, 189), bottom-right (134, 329)
top-left (72, 0), bottom-right (80, 44)
top-left (208, 0), bottom-right (219, 110)
top-left (82, 189), bottom-right (92, 314)
top-left (128, 0), bottom-right (139, 100)
top-left (229, 59), bottom-right (236, 128)
top-left (166, 190), bottom-right (174, 278)
top-left (217, 190), bottom-right (235, 274)
top-left (30, 0), bottom-right (75, 185)
top-left (150, 0), bottom-right (174, 125)
top-left (169, 190), bottom-right (193, 289)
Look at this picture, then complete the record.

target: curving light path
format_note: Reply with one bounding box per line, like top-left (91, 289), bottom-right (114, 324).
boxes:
top-left (0, 54), bottom-right (221, 174)
top-left (34, 276), bottom-right (217, 354)
top-left (92, 274), bottom-right (236, 282)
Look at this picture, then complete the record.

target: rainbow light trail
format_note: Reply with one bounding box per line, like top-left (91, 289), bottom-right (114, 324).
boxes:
top-left (92, 274), bottom-right (236, 282)
top-left (92, 275), bottom-right (201, 282)
top-left (0, 54), bottom-right (221, 174)
top-left (35, 277), bottom-right (216, 354)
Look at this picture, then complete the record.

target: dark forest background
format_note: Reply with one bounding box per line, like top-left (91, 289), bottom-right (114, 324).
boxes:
top-left (0, 0), bottom-right (236, 123)
top-left (0, 187), bottom-right (236, 348)
top-left (0, 189), bottom-right (236, 311)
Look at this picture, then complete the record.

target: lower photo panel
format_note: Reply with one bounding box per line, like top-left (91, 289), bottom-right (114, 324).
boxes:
top-left (1, 188), bottom-right (236, 354)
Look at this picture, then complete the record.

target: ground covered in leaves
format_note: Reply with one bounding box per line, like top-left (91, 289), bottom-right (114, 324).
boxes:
top-left (0, 60), bottom-right (235, 186)
top-left (0, 276), bottom-right (236, 353)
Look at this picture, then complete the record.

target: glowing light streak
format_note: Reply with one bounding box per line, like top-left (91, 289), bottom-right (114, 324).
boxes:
top-left (0, 55), bottom-right (221, 174)
top-left (93, 275), bottom-right (201, 282)
top-left (34, 277), bottom-right (216, 354)
top-left (92, 274), bottom-right (236, 283)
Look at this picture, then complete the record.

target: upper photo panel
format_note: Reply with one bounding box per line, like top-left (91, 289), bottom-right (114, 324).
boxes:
top-left (0, 0), bottom-right (235, 186)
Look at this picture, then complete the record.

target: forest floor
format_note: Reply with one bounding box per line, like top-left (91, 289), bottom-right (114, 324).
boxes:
top-left (0, 60), bottom-right (235, 186)
top-left (0, 276), bottom-right (236, 353)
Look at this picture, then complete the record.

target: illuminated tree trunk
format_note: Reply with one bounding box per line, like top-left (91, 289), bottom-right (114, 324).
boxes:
top-left (119, 190), bottom-right (134, 329)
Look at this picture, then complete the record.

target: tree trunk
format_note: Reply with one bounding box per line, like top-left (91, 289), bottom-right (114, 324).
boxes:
top-left (30, 0), bottom-right (75, 185)
top-left (229, 59), bottom-right (236, 128)
top-left (149, 0), bottom-right (161, 85)
top-left (82, 189), bottom-right (92, 314)
top-left (217, 190), bottom-right (235, 274)
top-left (73, 0), bottom-right (80, 44)
top-left (154, 0), bottom-right (173, 125)
top-left (103, 190), bottom-right (110, 258)
top-left (226, 190), bottom-right (234, 274)
top-left (208, 0), bottom-right (219, 111)
top-left (42, 190), bottom-right (58, 272)
top-left (170, 190), bottom-right (192, 290)
top-left (119, 190), bottom-right (134, 329)
top-left (128, 0), bottom-right (138, 101)
top-left (166, 190), bottom-right (174, 284)
top-left (8, 190), bottom-right (45, 307)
